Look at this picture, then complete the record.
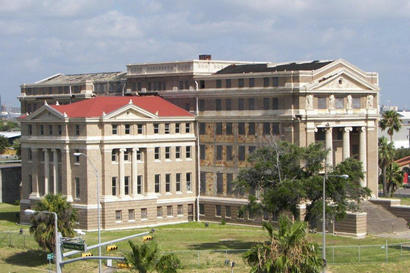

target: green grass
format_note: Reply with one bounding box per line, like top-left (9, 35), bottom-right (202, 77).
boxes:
top-left (2, 202), bottom-right (410, 272)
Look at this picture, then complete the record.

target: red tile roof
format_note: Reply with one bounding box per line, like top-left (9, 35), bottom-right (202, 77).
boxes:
top-left (50, 96), bottom-right (193, 118)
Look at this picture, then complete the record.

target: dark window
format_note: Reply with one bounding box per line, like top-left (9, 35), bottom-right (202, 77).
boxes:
top-left (248, 123), bottom-right (255, 135)
top-left (176, 173), bottom-right (181, 192)
top-left (40, 125), bottom-right (44, 135)
top-left (112, 125), bottom-right (117, 135)
top-left (75, 125), bottom-right (80, 136)
top-left (185, 80), bottom-right (189, 89)
top-left (199, 204), bottom-right (205, 215)
top-left (226, 145), bottom-right (233, 161)
top-left (225, 99), bottom-right (232, 110)
top-left (217, 173), bottom-right (223, 194)
top-left (200, 172), bottom-right (206, 194)
top-left (199, 123), bottom-right (206, 134)
top-left (112, 150), bottom-right (117, 162)
top-left (137, 150), bottom-right (142, 161)
top-left (239, 146), bottom-right (246, 161)
top-left (200, 145), bottom-right (205, 160)
top-left (263, 77), bottom-right (269, 87)
top-left (58, 125), bottom-right (62, 135)
top-left (185, 123), bottom-right (190, 133)
top-left (199, 99), bottom-right (205, 111)
top-left (116, 210), bottom-right (122, 221)
top-left (226, 79), bottom-right (231, 88)
top-left (28, 125), bottom-right (32, 135)
top-left (249, 78), bottom-right (255, 87)
top-left (226, 206), bottom-right (231, 218)
top-left (125, 124), bottom-right (131, 134)
top-left (263, 123), bottom-right (271, 135)
top-left (124, 150), bottom-right (129, 161)
top-left (272, 123), bottom-right (280, 135)
top-left (238, 78), bottom-right (244, 88)
top-left (154, 124), bottom-right (159, 134)
top-left (165, 123), bottom-right (170, 134)
top-left (178, 81), bottom-right (183, 90)
top-left (216, 99), bottom-right (222, 111)
top-left (249, 146), bottom-right (256, 155)
top-left (154, 147), bottom-right (160, 160)
top-left (216, 123), bottom-right (222, 135)
top-left (263, 98), bottom-right (270, 110)
top-left (166, 174), bottom-right (171, 192)
top-left (186, 146), bottom-right (191, 158)
top-left (157, 206), bottom-right (162, 217)
top-left (137, 124), bottom-right (143, 134)
top-left (186, 173), bottom-right (192, 191)
top-left (176, 146), bottom-right (181, 159)
top-left (199, 80), bottom-right (205, 89)
top-left (216, 145), bottom-right (223, 160)
top-left (216, 79), bottom-right (222, 88)
top-left (216, 205), bottom-right (222, 216)
top-left (272, 77), bottom-right (279, 87)
top-left (124, 176), bottom-right (129, 195)
top-left (175, 123), bottom-right (180, 133)
top-left (75, 177), bottom-right (80, 199)
top-left (272, 98), bottom-right (279, 110)
top-left (48, 125), bottom-right (53, 135)
top-left (155, 174), bottom-right (160, 193)
top-left (165, 147), bottom-right (170, 159)
top-left (137, 175), bottom-right (142, 194)
top-left (238, 122), bottom-right (245, 135)
top-left (226, 123), bottom-right (233, 135)
top-left (227, 173), bottom-right (233, 194)
top-left (248, 98), bottom-right (255, 110)
top-left (112, 177), bottom-right (117, 195)
top-left (238, 98), bottom-right (244, 110)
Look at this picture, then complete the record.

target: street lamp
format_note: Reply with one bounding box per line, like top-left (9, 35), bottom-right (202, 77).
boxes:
top-left (322, 173), bottom-right (348, 271)
top-left (73, 152), bottom-right (102, 273)
top-left (25, 209), bottom-right (62, 273)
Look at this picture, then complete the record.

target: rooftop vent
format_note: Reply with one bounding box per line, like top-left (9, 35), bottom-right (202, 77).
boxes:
top-left (199, 54), bottom-right (212, 60)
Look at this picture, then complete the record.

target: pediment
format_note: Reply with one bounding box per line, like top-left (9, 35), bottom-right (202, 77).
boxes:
top-left (26, 105), bottom-right (64, 121)
top-left (312, 71), bottom-right (377, 92)
top-left (104, 104), bottom-right (158, 121)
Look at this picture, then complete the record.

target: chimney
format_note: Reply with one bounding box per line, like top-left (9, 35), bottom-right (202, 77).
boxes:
top-left (199, 54), bottom-right (211, 60)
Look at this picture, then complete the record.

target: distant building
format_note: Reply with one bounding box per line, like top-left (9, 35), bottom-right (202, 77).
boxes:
top-left (379, 111), bottom-right (410, 148)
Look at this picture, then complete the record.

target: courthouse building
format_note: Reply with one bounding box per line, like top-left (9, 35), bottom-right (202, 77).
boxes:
top-left (20, 96), bottom-right (197, 230)
top-left (20, 56), bottom-right (380, 226)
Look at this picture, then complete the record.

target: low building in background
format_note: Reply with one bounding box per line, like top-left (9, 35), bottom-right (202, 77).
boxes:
top-left (379, 111), bottom-right (410, 148)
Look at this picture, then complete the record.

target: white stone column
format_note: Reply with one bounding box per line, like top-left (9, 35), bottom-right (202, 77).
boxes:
top-left (132, 148), bottom-right (139, 197)
top-left (29, 148), bottom-right (40, 198)
top-left (343, 127), bottom-right (352, 160)
top-left (61, 147), bottom-right (73, 202)
top-left (43, 148), bottom-right (49, 195)
top-left (325, 127), bottom-right (333, 169)
top-left (52, 149), bottom-right (58, 193)
top-left (360, 127), bottom-right (367, 187)
top-left (119, 148), bottom-right (125, 197)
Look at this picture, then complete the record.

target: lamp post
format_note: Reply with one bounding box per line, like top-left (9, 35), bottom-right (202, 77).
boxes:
top-left (25, 209), bottom-right (61, 273)
top-left (73, 152), bottom-right (101, 273)
top-left (322, 173), bottom-right (348, 271)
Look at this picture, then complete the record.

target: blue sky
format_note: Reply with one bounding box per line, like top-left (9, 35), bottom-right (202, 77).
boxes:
top-left (0, 0), bottom-right (409, 108)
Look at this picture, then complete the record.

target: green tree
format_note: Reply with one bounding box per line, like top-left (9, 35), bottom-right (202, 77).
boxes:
top-left (29, 194), bottom-right (78, 253)
top-left (379, 110), bottom-right (402, 142)
top-left (379, 137), bottom-right (396, 196)
top-left (386, 162), bottom-right (403, 196)
top-left (125, 240), bottom-right (181, 273)
top-left (0, 135), bottom-right (9, 154)
top-left (394, 147), bottom-right (410, 160)
top-left (243, 216), bottom-right (322, 273)
top-left (12, 139), bottom-right (21, 159)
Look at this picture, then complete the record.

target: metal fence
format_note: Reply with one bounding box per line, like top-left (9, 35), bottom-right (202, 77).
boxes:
top-left (0, 231), bottom-right (38, 249)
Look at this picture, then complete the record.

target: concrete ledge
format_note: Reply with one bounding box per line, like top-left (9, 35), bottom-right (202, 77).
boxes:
top-left (370, 198), bottom-right (410, 223)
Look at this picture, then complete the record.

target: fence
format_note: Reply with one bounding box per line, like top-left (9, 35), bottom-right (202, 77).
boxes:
top-left (0, 231), bottom-right (39, 249)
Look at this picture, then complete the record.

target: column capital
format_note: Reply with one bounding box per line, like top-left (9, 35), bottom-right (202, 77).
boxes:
top-left (325, 126), bottom-right (333, 133)
top-left (132, 147), bottom-right (139, 152)
top-left (360, 126), bottom-right (366, 132)
top-left (119, 148), bottom-right (126, 152)
top-left (344, 127), bottom-right (352, 132)
top-left (42, 148), bottom-right (48, 152)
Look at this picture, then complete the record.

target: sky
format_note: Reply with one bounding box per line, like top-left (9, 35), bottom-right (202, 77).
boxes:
top-left (0, 0), bottom-right (409, 108)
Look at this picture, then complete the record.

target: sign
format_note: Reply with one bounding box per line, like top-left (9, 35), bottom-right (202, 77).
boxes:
top-left (62, 241), bottom-right (86, 251)
top-left (47, 253), bottom-right (54, 260)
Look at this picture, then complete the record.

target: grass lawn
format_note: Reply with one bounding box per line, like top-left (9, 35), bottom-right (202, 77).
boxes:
top-left (2, 202), bottom-right (410, 272)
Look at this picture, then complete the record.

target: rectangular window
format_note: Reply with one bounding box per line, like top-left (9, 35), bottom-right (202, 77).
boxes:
top-left (216, 145), bottom-right (223, 160)
top-left (238, 98), bottom-right (244, 110)
top-left (154, 123), bottom-right (159, 134)
top-left (238, 78), bottom-right (244, 88)
top-left (186, 146), bottom-right (191, 158)
top-left (248, 122), bottom-right (255, 135)
top-left (175, 123), bottom-right (180, 133)
top-left (263, 123), bottom-right (271, 135)
top-left (176, 173), bottom-right (181, 192)
top-left (272, 98), bottom-right (279, 110)
top-left (177, 205), bottom-right (183, 215)
top-left (272, 77), bottom-right (279, 87)
top-left (200, 172), bottom-right (206, 194)
top-left (112, 125), bottom-right (117, 135)
top-left (137, 175), bottom-right (142, 194)
top-left (75, 125), bottom-right (80, 136)
top-left (248, 98), bottom-right (255, 110)
top-left (226, 123), bottom-right (233, 135)
top-left (112, 177), bottom-right (117, 195)
top-left (178, 81), bottom-right (183, 90)
top-left (226, 206), bottom-right (231, 218)
top-left (185, 123), bottom-right (190, 133)
top-left (28, 175), bottom-right (33, 193)
top-left (28, 125), bottom-right (32, 135)
top-left (125, 124), bottom-right (131, 134)
top-left (216, 122), bottom-right (222, 135)
top-left (263, 98), bottom-right (270, 110)
top-left (186, 172), bottom-right (192, 191)
top-left (216, 205), bottom-right (222, 217)
top-left (40, 125), bottom-right (44, 135)
top-left (124, 176), bottom-right (129, 195)
top-left (199, 204), bottom-right (205, 215)
top-left (167, 205), bottom-right (173, 216)
top-left (199, 80), bottom-right (205, 89)
top-left (227, 173), bottom-right (233, 194)
top-left (352, 97), bottom-right (360, 109)
top-left (157, 206), bottom-right (163, 217)
top-left (74, 149), bottom-right (80, 163)
top-left (58, 125), bottom-right (62, 135)
top-left (226, 79), bottom-right (231, 88)
top-left (263, 77), bottom-right (269, 87)
top-left (137, 150), bottom-right (142, 161)
top-left (226, 145), bottom-right (233, 161)
top-left (154, 147), bottom-right (160, 160)
top-left (165, 123), bottom-right (170, 134)
top-left (128, 209), bottom-right (135, 221)
top-left (272, 123), bottom-right (280, 135)
top-left (165, 147), bottom-right (170, 159)
top-left (239, 146), bottom-right (246, 161)
top-left (217, 173), bottom-right (223, 194)
top-left (249, 78), bottom-right (255, 87)
top-left (124, 150), bottom-right (129, 161)
top-left (336, 97), bottom-right (344, 109)
top-left (216, 99), bottom-right (222, 111)
top-left (238, 122), bottom-right (245, 135)
top-left (75, 177), bottom-right (80, 199)
top-left (318, 97), bottom-right (327, 109)
top-left (48, 125), bottom-right (53, 135)
top-left (141, 208), bottom-right (147, 219)
top-left (115, 210), bottom-right (122, 221)
top-left (200, 145), bottom-right (205, 160)
top-left (136, 124), bottom-right (143, 134)
top-left (225, 99), bottom-right (232, 110)
top-left (27, 149), bottom-right (32, 161)
top-left (199, 123), bottom-right (206, 135)
top-left (216, 79), bottom-right (222, 88)
top-left (249, 146), bottom-right (256, 155)
top-left (176, 146), bottom-right (181, 159)
top-left (199, 100), bottom-right (205, 111)
top-left (155, 174), bottom-right (160, 193)
top-left (165, 174), bottom-right (171, 192)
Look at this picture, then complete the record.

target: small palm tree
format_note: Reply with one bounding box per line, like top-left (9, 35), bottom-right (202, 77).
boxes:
top-left (387, 162), bottom-right (403, 196)
top-left (243, 216), bottom-right (322, 273)
top-left (378, 137), bottom-right (396, 196)
top-left (125, 240), bottom-right (181, 273)
top-left (29, 194), bottom-right (78, 253)
top-left (380, 110), bottom-right (402, 142)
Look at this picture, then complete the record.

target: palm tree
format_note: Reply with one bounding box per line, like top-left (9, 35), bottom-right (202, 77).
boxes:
top-left (378, 137), bottom-right (395, 196)
top-left (243, 216), bottom-right (322, 273)
top-left (125, 240), bottom-right (180, 273)
top-left (380, 110), bottom-right (402, 142)
top-left (29, 194), bottom-right (78, 253)
top-left (387, 162), bottom-right (403, 196)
